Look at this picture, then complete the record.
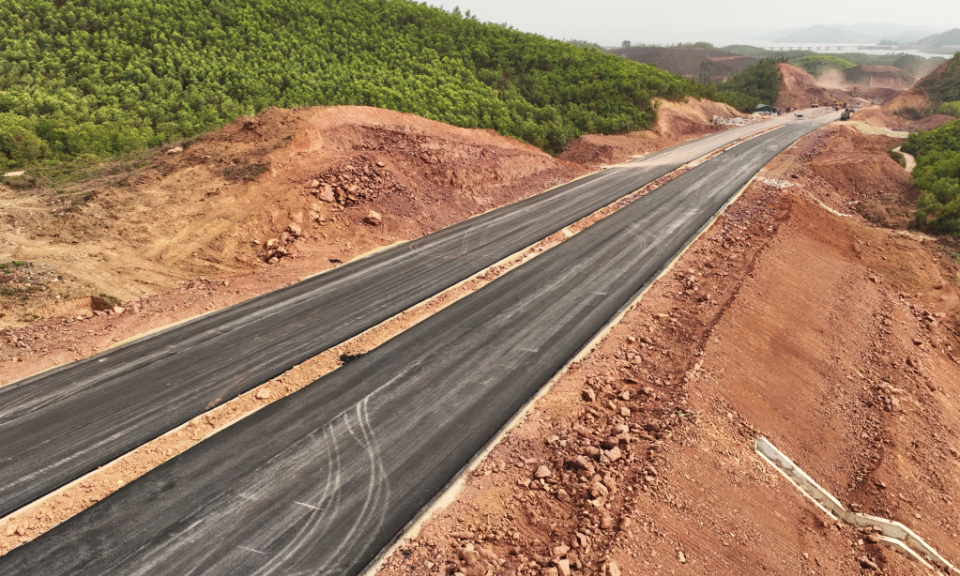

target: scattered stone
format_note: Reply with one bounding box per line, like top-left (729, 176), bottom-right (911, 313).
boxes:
top-left (556, 558), bottom-right (571, 576)
top-left (286, 224), bottom-right (302, 238)
top-left (112, 306), bottom-right (124, 315)
top-left (556, 489), bottom-right (571, 502)
top-left (535, 465), bottom-right (552, 479)
top-left (543, 568), bottom-right (559, 576)
top-left (166, 146), bottom-right (183, 155)
top-left (599, 514), bottom-right (614, 530)
top-left (859, 556), bottom-right (879, 570)
top-left (590, 482), bottom-right (609, 499)
top-left (318, 185), bottom-right (336, 203)
top-left (306, 179), bottom-right (321, 189)
top-left (619, 407), bottom-right (631, 418)
top-left (553, 545), bottom-right (570, 558)
top-left (601, 559), bottom-right (621, 576)
top-left (605, 446), bottom-right (622, 462)
top-left (678, 551), bottom-right (686, 563)
top-left (450, 531), bottom-right (474, 540)
top-left (364, 210), bottom-right (383, 226)
top-left (582, 388), bottom-right (596, 402)
top-left (255, 388), bottom-right (272, 400)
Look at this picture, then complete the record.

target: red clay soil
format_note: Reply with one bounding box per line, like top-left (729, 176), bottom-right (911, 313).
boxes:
top-left (0, 106), bottom-right (586, 384)
top-left (373, 125), bottom-right (960, 576)
top-left (854, 107), bottom-right (956, 132)
top-left (775, 63), bottom-right (898, 109)
top-left (0, 100), bottom-right (744, 386)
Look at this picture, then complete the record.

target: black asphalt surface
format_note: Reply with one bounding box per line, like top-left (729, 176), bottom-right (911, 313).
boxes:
top-left (0, 113), bottom-right (835, 575)
top-left (0, 118), bottom-right (793, 519)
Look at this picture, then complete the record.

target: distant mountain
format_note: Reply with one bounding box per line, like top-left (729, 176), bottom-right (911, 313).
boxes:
top-left (916, 29), bottom-right (960, 48)
top-left (776, 26), bottom-right (874, 44)
top-left (770, 23), bottom-right (942, 44)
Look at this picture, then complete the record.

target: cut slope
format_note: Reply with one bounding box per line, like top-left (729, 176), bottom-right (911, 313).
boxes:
top-left (0, 106), bottom-right (585, 332)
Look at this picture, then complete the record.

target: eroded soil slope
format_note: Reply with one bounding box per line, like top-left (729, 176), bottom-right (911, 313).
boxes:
top-left (374, 120), bottom-right (960, 576)
top-left (0, 102), bottom-right (741, 385)
top-left (777, 63), bottom-right (899, 109)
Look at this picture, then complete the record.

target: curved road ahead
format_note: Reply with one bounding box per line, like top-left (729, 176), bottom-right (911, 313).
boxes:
top-left (0, 113), bottom-right (810, 519)
top-left (1, 112), bottom-right (836, 575)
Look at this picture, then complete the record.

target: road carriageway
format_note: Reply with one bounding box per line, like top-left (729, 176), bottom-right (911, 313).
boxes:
top-left (0, 113), bottom-right (837, 575)
top-left (0, 113), bottom-right (814, 520)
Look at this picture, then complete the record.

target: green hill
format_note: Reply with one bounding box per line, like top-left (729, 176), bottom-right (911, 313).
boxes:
top-left (919, 53), bottom-right (960, 106)
top-left (903, 118), bottom-right (960, 235)
top-left (916, 29), bottom-right (960, 48)
top-left (0, 0), bottom-right (710, 168)
top-left (789, 55), bottom-right (855, 76)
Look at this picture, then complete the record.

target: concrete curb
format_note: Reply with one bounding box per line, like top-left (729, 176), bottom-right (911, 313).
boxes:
top-left (755, 437), bottom-right (958, 574)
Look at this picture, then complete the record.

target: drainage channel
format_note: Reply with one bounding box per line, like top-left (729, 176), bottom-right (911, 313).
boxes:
top-left (755, 437), bottom-right (959, 574)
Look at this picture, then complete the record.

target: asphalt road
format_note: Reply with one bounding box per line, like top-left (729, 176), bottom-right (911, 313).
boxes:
top-left (0, 115), bottom-right (804, 519)
top-left (0, 113), bottom-right (835, 575)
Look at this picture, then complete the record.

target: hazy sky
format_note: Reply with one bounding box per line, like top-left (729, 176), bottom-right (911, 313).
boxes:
top-left (450, 0), bottom-right (954, 46)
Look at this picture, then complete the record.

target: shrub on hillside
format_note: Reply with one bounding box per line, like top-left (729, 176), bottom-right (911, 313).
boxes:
top-left (904, 119), bottom-right (960, 235)
top-left (940, 102), bottom-right (960, 117)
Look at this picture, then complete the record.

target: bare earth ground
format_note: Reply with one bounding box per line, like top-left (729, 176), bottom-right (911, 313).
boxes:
top-left (371, 121), bottom-right (960, 576)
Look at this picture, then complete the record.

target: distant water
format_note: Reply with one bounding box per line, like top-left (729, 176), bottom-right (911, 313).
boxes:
top-left (746, 41), bottom-right (953, 59)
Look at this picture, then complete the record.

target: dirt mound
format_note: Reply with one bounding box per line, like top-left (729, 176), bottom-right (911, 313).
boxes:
top-left (0, 106), bottom-right (586, 334)
top-left (559, 98), bottom-right (741, 168)
top-left (776, 63), bottom-right (851, 108)
top-left (610, 47), bottom-right (756, 81)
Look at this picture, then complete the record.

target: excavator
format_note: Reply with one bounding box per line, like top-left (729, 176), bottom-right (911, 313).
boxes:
top-left (811, 101), bottom-right (819, 108)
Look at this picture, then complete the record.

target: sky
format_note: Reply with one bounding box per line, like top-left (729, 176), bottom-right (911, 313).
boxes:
top-left (448, 0), bottom-right (954, 46)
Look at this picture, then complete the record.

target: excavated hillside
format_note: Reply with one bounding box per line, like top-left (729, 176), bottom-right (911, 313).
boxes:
top-left (0, 100), bottom-right (734, 384)
top-left (844, 65), bottom-right (916, 90)
top-left (776, 63), bottom-right (898, 109)
top-left (372, 121), bottom-right (960, 576)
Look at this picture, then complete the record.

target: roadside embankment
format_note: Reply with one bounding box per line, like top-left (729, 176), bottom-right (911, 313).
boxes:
top-left (372, 120), bottom-right (960, 576)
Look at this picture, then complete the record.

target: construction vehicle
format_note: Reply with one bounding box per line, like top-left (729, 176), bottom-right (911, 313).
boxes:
top-left (812, 101), bottom-right (819, 108)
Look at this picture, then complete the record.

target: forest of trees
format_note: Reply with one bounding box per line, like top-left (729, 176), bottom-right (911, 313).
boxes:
top-left (903, 118), bottom-right (960, 235)
top-left (0, 0), bottom-right (738, 168)
top-left (708, 58), bottom-right (784, 111)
